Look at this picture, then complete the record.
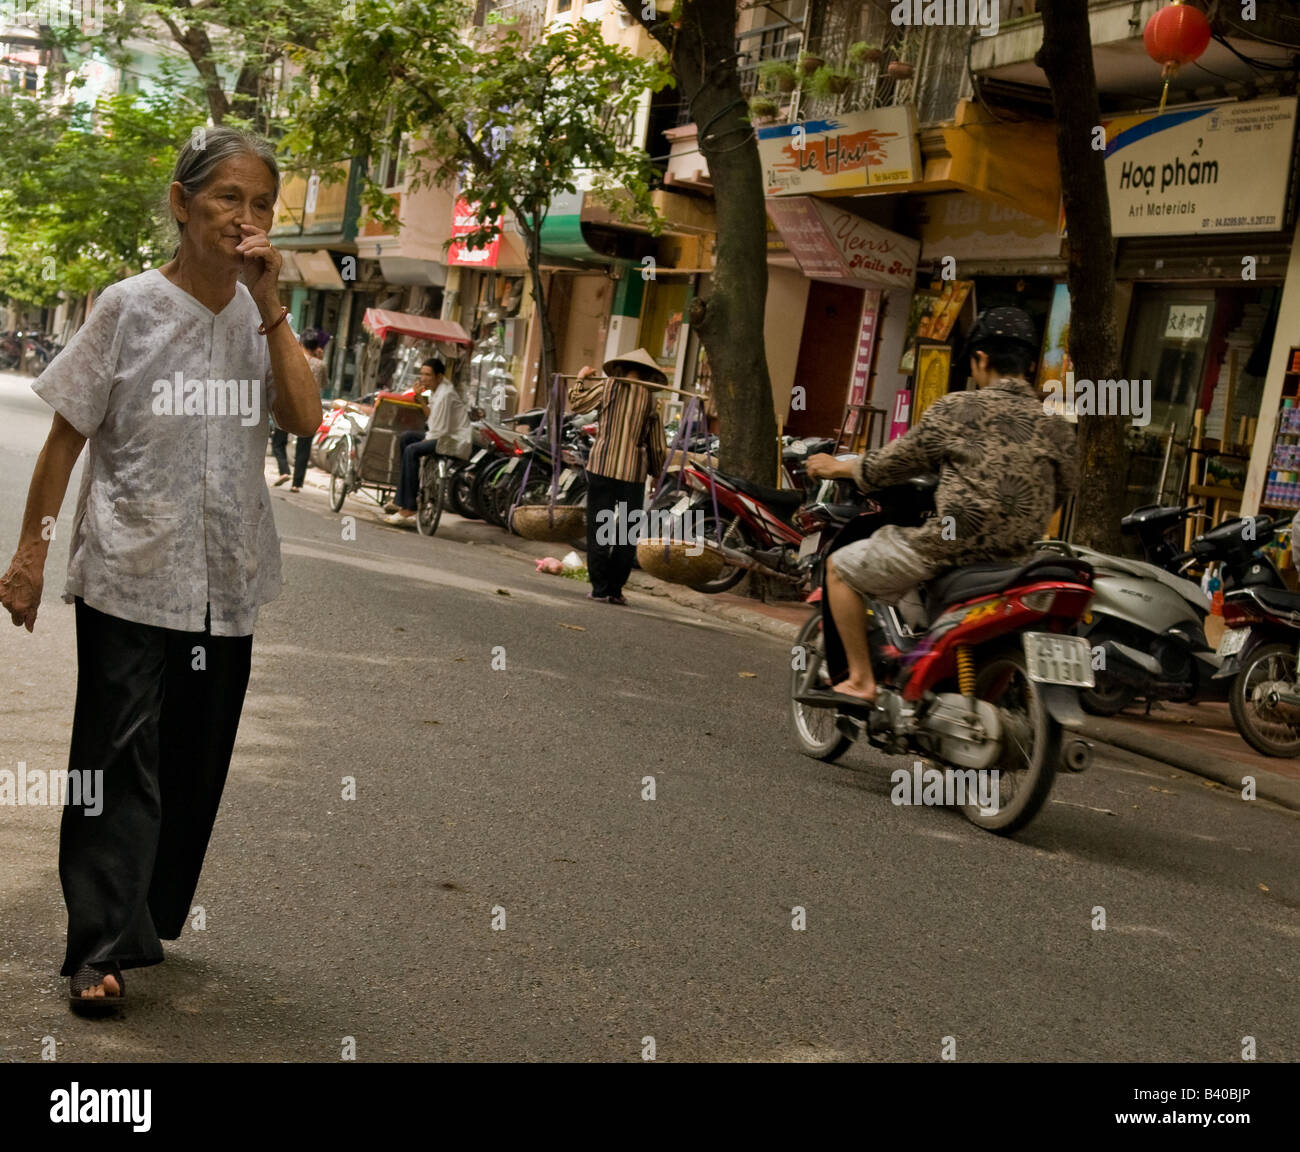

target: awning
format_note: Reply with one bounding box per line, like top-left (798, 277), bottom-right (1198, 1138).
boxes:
top-left (361, 309), bottom-right (472, 346)
top-left (282, 249), bottom-right (345, 290)
top-left (539, 190), bottom-right (607, 262)
top-left (765, 197), bottom-right (919, 289)
top-left (379, 256), bottom-right (448, 286)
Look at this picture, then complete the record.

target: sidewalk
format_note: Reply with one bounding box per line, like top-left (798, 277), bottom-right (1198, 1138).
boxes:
top-left (284, 461), bottom-right (1300, 812)
top-left (1078, 702), bottom-right (1300, 811)
top-left (281, 458), bottom-right (815, 641)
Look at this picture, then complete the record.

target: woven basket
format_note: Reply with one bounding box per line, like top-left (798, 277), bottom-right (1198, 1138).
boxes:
top-left (510, 504), bottom-right (586, 542)
top-left (636, 537), bottom-right (726, 588)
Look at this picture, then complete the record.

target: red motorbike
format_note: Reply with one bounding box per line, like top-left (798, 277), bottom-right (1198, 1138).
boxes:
top-left (651, 463), bottom-right (812, 593)
top-left (790, 477), bottom-right (1097, 834)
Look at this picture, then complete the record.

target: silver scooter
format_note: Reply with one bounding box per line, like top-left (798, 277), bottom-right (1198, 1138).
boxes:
top-left (1042, 505), bottom-right (1222, 715)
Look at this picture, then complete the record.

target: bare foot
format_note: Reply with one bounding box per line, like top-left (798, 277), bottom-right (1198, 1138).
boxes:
top-left (76, 971), bottom-right (122, 999)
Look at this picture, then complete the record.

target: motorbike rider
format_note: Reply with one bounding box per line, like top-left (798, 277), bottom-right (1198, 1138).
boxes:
top-left (804, 306), bottom-right (1078, 705)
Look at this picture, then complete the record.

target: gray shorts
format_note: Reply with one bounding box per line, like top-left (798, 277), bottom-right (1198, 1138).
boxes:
top-left (830, 524), bottom-right (940, 604)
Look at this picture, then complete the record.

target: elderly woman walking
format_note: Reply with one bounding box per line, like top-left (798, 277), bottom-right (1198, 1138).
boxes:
top-left (0, 126), bottom-right (320, 1012)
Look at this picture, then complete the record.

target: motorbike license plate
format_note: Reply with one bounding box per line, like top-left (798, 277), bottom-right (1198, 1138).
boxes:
top-left (797, 531), bottom-right (821, 561)
top-left (502, 457), bottom-right (520, 475)
top-left (1217, 628), bottom-right (1248, 658)
top-left (670, 494), bottom-right (691, 516)
top-left (1023, 633), bottom-right (1095, 688)
top-left (558, 468), bottom-right (577, 493)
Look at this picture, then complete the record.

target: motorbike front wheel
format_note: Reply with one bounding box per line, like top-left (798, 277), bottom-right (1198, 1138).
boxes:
top-left (445, 460), bottom-right (475, 518)
top-left (965, 647), bottom-right (1061, 835)
top-left (1228, 642), bottom-right (1300, 757)
top-left (789, 609), bottom-right (856, 762)
top-left (474, 455), bottom-right (516, 527)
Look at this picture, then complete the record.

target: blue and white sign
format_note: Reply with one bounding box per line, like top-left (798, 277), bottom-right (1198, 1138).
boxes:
top-left (1104, 97), bottom-right (1297, 236)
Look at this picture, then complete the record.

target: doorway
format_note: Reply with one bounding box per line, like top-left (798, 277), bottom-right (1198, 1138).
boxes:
top-left (788, 279), bottom-right (865, 438)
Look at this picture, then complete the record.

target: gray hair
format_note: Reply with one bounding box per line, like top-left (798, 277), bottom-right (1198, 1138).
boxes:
top-left (162, 125), bottom-right (281, 244)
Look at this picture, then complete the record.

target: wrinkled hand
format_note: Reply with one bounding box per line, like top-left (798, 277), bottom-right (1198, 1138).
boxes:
top-left (236, 224), bottom-right (283, 316)
top-left (0, 556), bottom-right (43, 632)
top-left (576, 365), bottom-right (597, 381)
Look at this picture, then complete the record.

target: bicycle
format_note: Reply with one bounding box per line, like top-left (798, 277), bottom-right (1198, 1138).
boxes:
top-left (416, 453), bottom-right (448, 537)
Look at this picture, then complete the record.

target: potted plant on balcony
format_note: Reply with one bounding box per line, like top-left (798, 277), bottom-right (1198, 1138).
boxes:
top-left (848, 42), bottom-right (883, 67)
top-left (887, 60), bottom-right (915, 80)
top-left (810, 65), bottom-right (854, 98)
top-left (798, 51), bottom-right (824, 77)
top-left (749, 96), bottom-right (779, 124)
top-left (757, 59), bottom-right (798, 93)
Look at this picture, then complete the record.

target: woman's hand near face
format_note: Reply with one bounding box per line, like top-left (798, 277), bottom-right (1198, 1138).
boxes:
top-left (235, 224), bottom-right (283, 319)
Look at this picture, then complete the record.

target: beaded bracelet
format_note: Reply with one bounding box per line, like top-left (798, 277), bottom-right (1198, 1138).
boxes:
top-left (258, 306), bottom-right (290, 335)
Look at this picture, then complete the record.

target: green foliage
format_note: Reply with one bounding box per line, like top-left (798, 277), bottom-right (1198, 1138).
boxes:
top-left (0, 91), bottom-right (205, 306)
top-left (808, 66), bottom-right (853, 98)
top-left (847, 42), bottom-right (883, 67)
top-left (286, 0), bottom-right (670, 252)
top-left (756, 59), bottom-right (797, 93)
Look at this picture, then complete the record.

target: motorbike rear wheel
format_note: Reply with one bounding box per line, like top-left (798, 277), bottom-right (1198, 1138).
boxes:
top-left (963, 647), bottom-right (1060, 835)
top-left (1079, 630), bottom-right (1138, 715)
top-left (687, 501), bottom-right (749, 594)
top-left (789, 609), bottom-right (856, 762)
top-left (1229, 642), bottom-right (1300, 757)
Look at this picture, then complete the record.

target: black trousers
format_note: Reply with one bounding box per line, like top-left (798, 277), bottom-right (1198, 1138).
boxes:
top-left (59, 599), bottom-right (253, 976)
top-left (586, 472), bottom-right (645, 598)
top-left (271, 426), bottom-right (311, 487)
top-left (397, 430), bottom-right (440, 511)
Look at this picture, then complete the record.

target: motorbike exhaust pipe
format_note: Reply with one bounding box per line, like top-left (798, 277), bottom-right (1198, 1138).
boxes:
top-left (1261, 686), bottom-right (1300, 722)
top-left (702, 541), bottom-right (805, 584)
top-left (1063, 738), bottom-right (1093, 773)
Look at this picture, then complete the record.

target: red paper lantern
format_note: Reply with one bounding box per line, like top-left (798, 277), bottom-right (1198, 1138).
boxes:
top-left (1143, 1), bottom-right (1212, 68)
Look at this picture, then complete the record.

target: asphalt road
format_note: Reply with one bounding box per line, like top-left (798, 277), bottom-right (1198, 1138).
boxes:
top-left (2, 369), bottom-right (1298, 1062)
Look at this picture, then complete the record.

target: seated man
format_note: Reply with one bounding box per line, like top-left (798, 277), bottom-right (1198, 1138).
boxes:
top-left (384, 358), bottom-right (470, 525)
top-left (805, 306), bottom-right (1077, 705)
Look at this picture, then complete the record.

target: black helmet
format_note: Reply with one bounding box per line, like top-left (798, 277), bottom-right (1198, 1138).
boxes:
top-left (961, 306), bottom-right (1040, 363)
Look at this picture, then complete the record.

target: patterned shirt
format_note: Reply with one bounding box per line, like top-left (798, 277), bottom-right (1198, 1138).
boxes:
top-left (566, 375), bottom-right (668, 483)
top-left (33, 268), bottom-right (286, 636)
top-left (854, 377), bottom-right (1077, 568)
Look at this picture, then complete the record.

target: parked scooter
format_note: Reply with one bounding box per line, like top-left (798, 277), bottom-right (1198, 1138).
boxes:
top-left (790, 475), bottom-right (1097, 835)
top-left (1048, 506), bottom-right (1291, 716)
top-left (1205, 517), bottom-right (1300, 756)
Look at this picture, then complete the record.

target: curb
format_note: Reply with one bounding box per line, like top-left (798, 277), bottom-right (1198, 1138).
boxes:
top-left (1077, 717), bottom-right (1300, 814)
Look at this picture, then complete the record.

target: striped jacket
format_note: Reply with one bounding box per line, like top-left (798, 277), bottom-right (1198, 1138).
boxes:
top-left (567, 375), bottom-right (668, 484)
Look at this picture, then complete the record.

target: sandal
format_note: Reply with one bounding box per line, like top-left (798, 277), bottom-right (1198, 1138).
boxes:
top-left (69, 962), bottom-right (126, 1013)
top-left (793, 689), bottom-right (877, 716)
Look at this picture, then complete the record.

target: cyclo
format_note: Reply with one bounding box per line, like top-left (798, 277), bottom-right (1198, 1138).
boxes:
top-left (328, 307), bottom-right (473, 536)
top-left (328, 393), bottom-right (453, 536)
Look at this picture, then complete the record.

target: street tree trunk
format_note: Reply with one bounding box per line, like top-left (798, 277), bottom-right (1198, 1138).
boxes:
top-left (624, 0), bottom-right (776, 484)
top-left (523, 219), bottom-right (560, 413)
top-left (1036, 0), bottom-right (1126, 553)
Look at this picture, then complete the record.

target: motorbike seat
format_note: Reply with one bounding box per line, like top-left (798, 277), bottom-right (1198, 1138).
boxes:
top-left (728, 474), bottom-right (804, 511)
top-left (925, 554), bottom-right (1094, 612)
top-left (1237, 586), bottom-right (1300, 616)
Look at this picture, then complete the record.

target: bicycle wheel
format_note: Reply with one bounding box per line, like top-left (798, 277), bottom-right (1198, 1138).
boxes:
top-left (416, 457), bottom-right (446, 537)
top-left (329, 436), bottom-right (355, 512)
